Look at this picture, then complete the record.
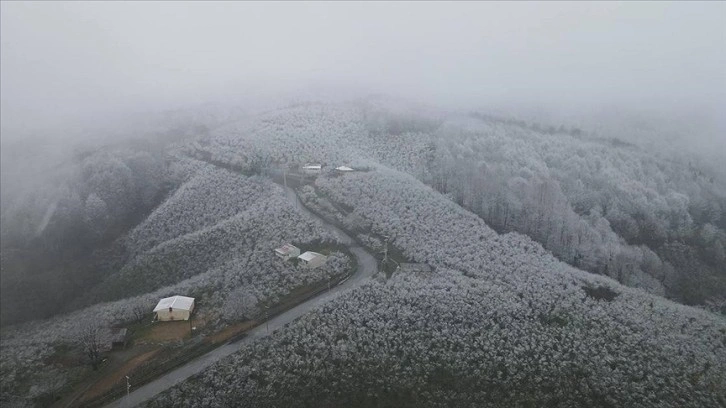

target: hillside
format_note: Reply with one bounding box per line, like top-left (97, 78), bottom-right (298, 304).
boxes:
top-left (0, 151), bottom-right (350, 407)
top-left (1, 99), bottom-right (725, 406)
top-left (142, 142), bottom-right (725, 407)
top-left (198, 100), bottom-right (726, 305)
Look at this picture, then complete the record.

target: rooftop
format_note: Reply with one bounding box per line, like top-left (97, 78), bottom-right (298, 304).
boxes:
top-left (153, 295), bottom-right (195, 312)
top-left (275, 244), bottom-right (299, 254)
top-left (298, 251), bottom-right (324, 262)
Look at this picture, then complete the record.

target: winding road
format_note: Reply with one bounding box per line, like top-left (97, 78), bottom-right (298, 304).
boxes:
top-left (104, 185), bottom-right (378, 408)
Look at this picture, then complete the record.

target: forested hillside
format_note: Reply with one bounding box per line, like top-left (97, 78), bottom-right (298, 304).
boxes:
top-left (1, 99), bottom-right (724, 406)
top-left (0, 154), bottom-right (349, 404)
top-left (143, 150), bottom-right (726, 408)
top-left (147, 273), bottom-right (726, 407)
top-left (427, 113), bottom-right (726, 305)
top-left (198, 100), bottom-right (726, 307)
top-left (0, 104), bottom-right (255, 325)
top-left (0, 146), bottom-right (175, 325)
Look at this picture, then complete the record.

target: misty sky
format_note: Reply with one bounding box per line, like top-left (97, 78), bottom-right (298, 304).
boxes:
top-left (2, 1), bottom-right (725, 135)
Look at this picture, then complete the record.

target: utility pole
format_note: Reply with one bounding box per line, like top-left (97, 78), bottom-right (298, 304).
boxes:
top-left (125, 375), bottom-right (131, 407)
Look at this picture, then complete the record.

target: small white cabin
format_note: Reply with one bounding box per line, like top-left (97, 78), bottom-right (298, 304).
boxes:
top-left (302, 164), bottom-right (322, 175)
top-left (275, 244), bottom-right (301, 260)
top-left (335, 166), bottom-right (354, 173)
top-left (298, 251), bottom-right (327, 268)
top-left (153, 295), bottom-right (195, 321)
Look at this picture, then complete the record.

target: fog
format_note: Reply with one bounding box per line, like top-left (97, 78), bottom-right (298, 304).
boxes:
top-left (2, 1), bottom-right (725, 143)
top-left (4, 5), bottom-right (726, 402)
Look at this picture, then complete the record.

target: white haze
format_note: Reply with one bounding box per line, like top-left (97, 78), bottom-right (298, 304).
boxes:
top-left (1, 1), bottom-right (725, 153)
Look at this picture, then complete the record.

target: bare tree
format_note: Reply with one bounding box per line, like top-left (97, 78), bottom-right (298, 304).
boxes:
top-left (79, 325), bottom-right (103, 370)
top-left (132, 303), bottom-right (149, 322)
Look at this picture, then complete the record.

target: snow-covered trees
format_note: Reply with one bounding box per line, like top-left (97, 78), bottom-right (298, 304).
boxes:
top-left (222, 288), bottom-right (259, 323)
top-left (349, 108), bottom-right (725, 303)
top-left (0, 159), bottom-right (353, 404)
top-left (83, 193), bottom-right (110, 237)
top-left (3, 98), bottom-right (725, 407)
top-left (140, 158), bottom-right (726, 407)
top-left (83, 164), bottom-right (343, 302)
top-left (187, 99), bottom-right (725, 304)
top-left (1, 146), bottom-right (178, 327)
top-left (144, 271), bottom-right (726, 408)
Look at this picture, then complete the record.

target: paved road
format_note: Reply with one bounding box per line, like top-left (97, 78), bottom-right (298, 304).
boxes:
top-left (104, 185), bottom-right (377, 408)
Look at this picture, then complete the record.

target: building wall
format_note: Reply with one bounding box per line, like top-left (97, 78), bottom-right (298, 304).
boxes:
top-left (290, 248), bottom-right (301, 257)
top-left (301, 256), bottom-right (327, 269)
top-left (156, 305), bottom-right (194, 321)
top-left (276, 248), bottom-right (300, 260)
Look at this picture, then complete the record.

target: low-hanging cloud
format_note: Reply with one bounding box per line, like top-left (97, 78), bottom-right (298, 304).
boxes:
top-left (1, 1), bottom-right (724, 136)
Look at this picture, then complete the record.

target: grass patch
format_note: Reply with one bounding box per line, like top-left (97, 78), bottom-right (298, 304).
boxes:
top-left (77, 341), bottom-right (218, 408)
top-left (127, 319), bottom-right (156, 342)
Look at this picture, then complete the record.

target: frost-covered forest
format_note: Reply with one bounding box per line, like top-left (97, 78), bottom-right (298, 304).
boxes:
top-left (198, 100), bottom-right (726, 306)
top-left (426, 114), bottom-right (725, 305)
top-left (3, 1), bottom-right (725, 406)
top-left (0, 120), bottom-right (350, 404)
top-left (1, 98), bottom-right (725, 406)
top-left (140, 124), bottom-right (725, 406)
top-left (145, 272), bottom-right (725, 408)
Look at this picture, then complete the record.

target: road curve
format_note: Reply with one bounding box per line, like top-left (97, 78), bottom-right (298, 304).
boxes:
top-left (104, 185), bottom-right (377, 408)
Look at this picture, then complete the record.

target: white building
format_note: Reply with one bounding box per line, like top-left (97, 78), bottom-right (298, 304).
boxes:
top-left (302, 164), bottom-right (322, 175)
top-left (275, 244), bottom-right (301, 260)
top-left (298, 251), bottom-right (328, 268)
top-left (335, 166), bottom-right (354, 172)
top-left (153, 295), bottom-right (195, 321)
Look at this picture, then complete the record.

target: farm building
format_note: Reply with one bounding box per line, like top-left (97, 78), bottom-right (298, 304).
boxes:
top-left (275, 244), bottom-right (301, 260)
top-left (153, 295), bottom-right (195, 321)
top-left (335, 166), bottom-right (354, 172)
top-left (99, 328), bottom-right (129, 352)
top-left (298, 251), bottom-right (328, 268)
top-left (302, 164), bottom-right (322, 174)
